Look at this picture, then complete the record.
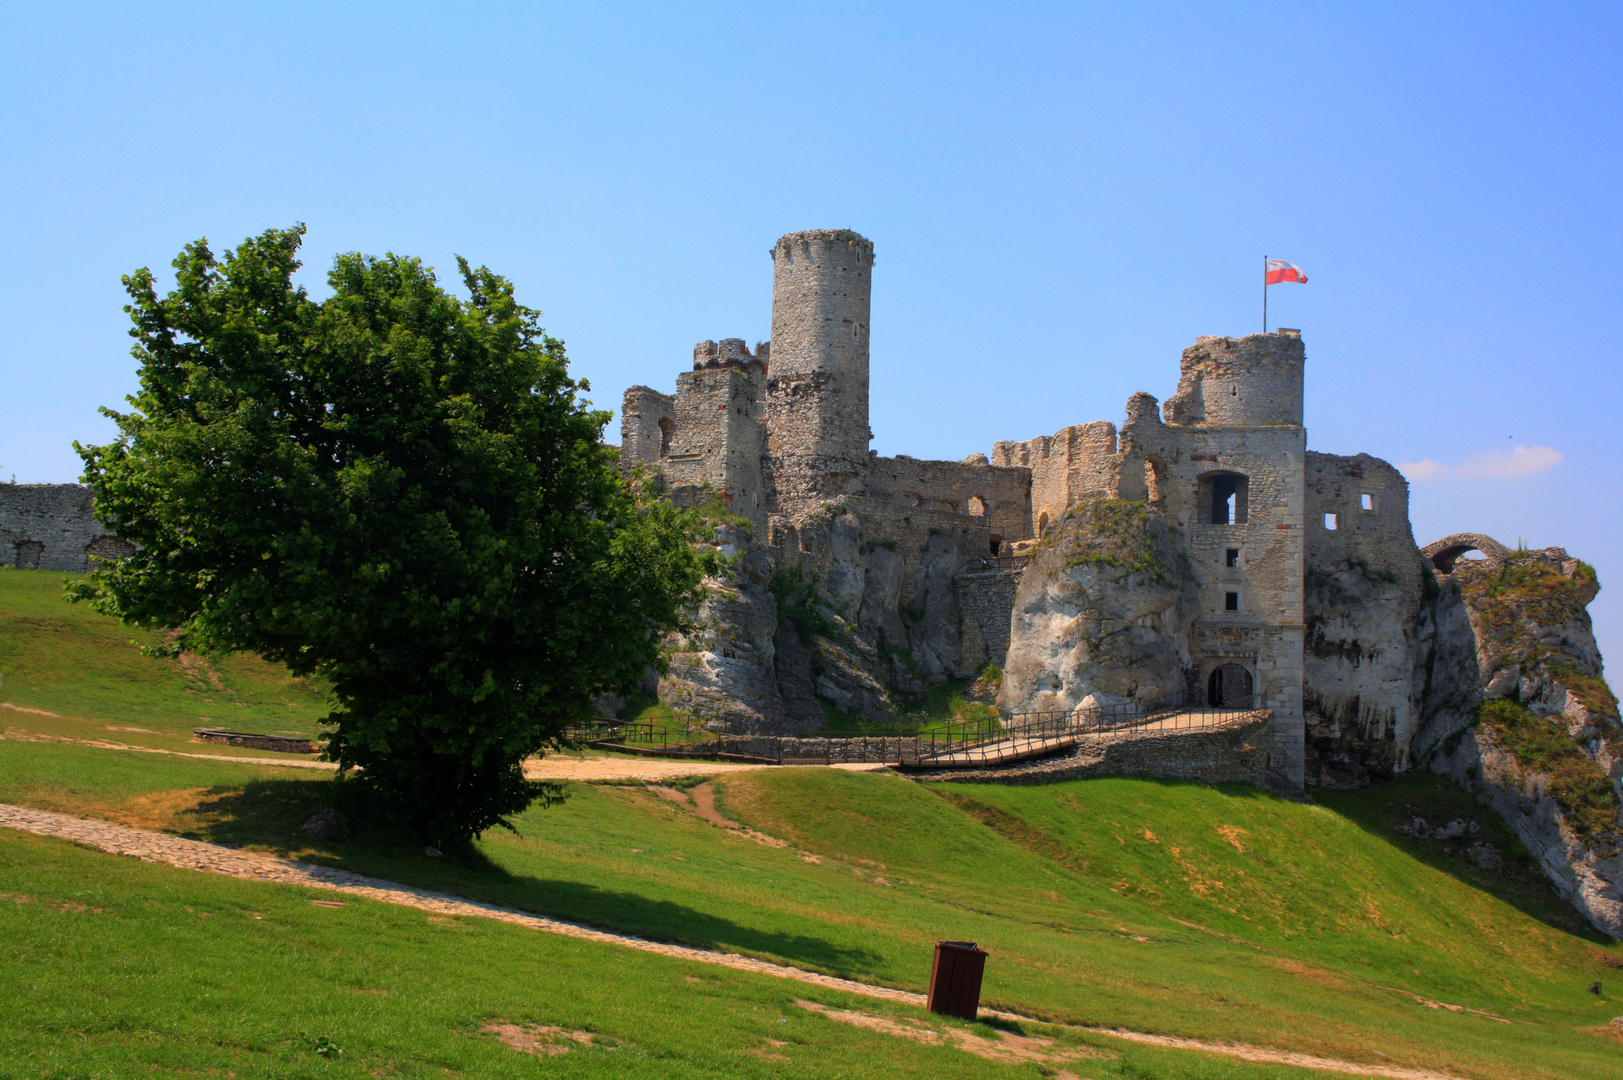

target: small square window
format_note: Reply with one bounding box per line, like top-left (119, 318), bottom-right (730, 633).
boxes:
top-left (1225, 548), bottom-right (1240, 567)
top-left (1360, 493), bottom-right (1375, 511)
top-left (1324, 513), bottom-right (1339, 531)
top-left (1224, 591), bottom-right (1240, 611)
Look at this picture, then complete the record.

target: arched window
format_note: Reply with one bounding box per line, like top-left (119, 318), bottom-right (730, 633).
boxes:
top-left (968, 495), bottom-right (987, 517)
top-left (1197, 471), bottom-right (1249, 525)
top-left (1037, 511), bottom-right (1051, 535)
top-left (987, 533), bottom-right (1004, 557)
top-left (658, 417), bottom-right (674, 457)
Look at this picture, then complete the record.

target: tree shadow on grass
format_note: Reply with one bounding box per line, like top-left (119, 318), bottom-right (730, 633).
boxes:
top-left (1218, 774), bottom-right (1614, 945)
top-left (181, 777), bottom-right (891, 979)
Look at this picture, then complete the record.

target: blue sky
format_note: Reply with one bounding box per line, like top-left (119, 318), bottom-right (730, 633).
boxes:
top-left (3, 2), bottom-right (1620, 663)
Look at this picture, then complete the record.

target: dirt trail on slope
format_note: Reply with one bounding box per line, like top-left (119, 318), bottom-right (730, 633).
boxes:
top-left (0, 803), bottom-right (1468, 1080)
top-left (2, 725), bottom-right (886, 782)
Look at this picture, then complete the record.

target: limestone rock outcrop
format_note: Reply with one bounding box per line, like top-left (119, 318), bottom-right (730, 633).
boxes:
top-left (1411, 547), bottom-right (1623, 937)
top-left (999, 499), bottom-right (1198, 716)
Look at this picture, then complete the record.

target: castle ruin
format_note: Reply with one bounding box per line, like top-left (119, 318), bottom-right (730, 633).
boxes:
top-left (618, 229), bottom-right (1443, 789)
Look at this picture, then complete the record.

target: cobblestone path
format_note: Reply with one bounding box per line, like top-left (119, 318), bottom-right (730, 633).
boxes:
top-left (0, 803), bottom-right (1462, 1080)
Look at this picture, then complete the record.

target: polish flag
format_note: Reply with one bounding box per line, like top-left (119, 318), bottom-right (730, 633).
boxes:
top-left (1265, 259), bottom-right (1308, 285)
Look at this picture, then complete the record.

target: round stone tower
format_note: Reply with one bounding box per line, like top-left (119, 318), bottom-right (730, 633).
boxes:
top-left (764, 229), bottom-right (874, 510)
top-left (1162, 330), bottom-right (1305, 427)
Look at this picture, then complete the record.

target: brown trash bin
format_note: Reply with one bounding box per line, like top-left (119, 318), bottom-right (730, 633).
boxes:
top-left (927, 940), bottom-right (988, 1021)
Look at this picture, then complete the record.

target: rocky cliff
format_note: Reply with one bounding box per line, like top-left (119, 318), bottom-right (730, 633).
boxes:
top-left (1412, 549), bottom-right (1623, 936)
top-left (999, 499), bottom-right (1198, 716)
top-left (655, 502), bottom-right (995, 733)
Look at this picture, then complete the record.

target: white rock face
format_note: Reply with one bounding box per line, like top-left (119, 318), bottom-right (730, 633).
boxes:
top-left (999, 503), bottom-right (1198, 717)
top-left (1434, 726), bottom-right (1623, 938)
top-left (1303, 565), bottom-right (1422, 786)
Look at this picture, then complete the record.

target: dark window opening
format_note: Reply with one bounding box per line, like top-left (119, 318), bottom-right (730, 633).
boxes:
top-left (1225, 548), bottom-right (1240, 567)
top-left (1224, 591), bottom-right (1239, 611)
top-left (658, 417), bottom-right (674, 456)
top-left (1201, 471), bottom-right (1249, 525)
top-left (988, 533), bottom-right (1003, 556)
top-left (1207, 663), bottom-right (1254, 707)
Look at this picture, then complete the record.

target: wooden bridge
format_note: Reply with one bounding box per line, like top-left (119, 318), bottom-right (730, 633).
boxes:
top-left (573, 692), bottom-right (1269, 770)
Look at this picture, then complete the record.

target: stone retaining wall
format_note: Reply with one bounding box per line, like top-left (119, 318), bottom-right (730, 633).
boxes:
top-left (936, 713), bottom-right (1276, 787)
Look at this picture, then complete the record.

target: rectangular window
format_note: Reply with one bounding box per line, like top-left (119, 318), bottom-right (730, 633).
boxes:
top-left (1324, 513), bottom-right (1339, 530)
top-left (1225, 548), bottom-right (1240, 567)
top-left (1360, 493), bottom-right (1375, 511)
top-left (1224, 591), bottom-right (1240, 611)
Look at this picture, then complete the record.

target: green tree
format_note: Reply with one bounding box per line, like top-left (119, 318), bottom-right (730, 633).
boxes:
top-left (73, 226), bottom-right (718, 843)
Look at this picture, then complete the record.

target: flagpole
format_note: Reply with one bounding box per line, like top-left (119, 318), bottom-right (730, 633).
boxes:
top-left (1262, 255), bottom-right (1267, 334)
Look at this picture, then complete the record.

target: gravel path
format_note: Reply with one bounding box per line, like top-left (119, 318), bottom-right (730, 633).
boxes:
top-left (3, 728), bottom-right (886, 781)
top-left (0, 802), bottom-right (1465, 1079)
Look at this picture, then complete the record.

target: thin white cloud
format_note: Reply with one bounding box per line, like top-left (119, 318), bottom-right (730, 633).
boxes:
top-left (1399, 459), bottom-right (1450, 482)
top-left (1400, 445), bottom-right (1563, 482)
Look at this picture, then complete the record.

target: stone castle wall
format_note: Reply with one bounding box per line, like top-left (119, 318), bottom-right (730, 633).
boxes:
top-left (993, 420), bottom-right (1122, 534)
top-left (865, 454), bottom-right (1032, 547)
top-left (0, 484), bottom-right (128, 572)
top-left (955, 567), bottom-right (1021, 672)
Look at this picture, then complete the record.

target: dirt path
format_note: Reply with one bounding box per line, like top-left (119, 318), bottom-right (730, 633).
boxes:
top-left (0, 803), bottom-right (1465, 1080)
top-left (523, 757), bottom-right (886, 781)
top-left (2, 726), bottom-right (889, 781)
top-left (1, 728), bottom-right (340, 770)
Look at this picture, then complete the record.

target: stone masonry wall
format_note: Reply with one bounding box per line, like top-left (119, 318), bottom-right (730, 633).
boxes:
top-left (941, 713), bottom-right (1276, 787)
top-left (1301, 451), bottom-right (1429, 784)
top-left (993, 421), bottom-right (1122, 534)
top-left (955, 568), bottom-right (1021, 673)
top-left (764, 230), bottom-right (874, 515)
top-left (1163, 331), bottom-right (1305, 427)
top-left (0, 484), bottom-right (127, 572)
top-left (619, 386), bottom-right (675, 472)
top-left (865, 454), bottom-right (1032, 546)
top-left (663, 363), bottom-right (767, 530)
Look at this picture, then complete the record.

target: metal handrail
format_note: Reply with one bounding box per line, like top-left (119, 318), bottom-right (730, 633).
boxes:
top-left (565, 690), bottom-right (1265, 768)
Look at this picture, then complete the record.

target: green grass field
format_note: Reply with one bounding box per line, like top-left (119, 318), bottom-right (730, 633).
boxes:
top-left (0, 568), bottom-right (331, 755)
top-left (3, 566), bottom-right (1622, 1077)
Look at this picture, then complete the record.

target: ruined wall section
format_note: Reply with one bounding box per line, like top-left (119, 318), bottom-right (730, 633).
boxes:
top-left (764, 230), bottom-right (874, 515)
top-left (865, 454), bottom-right (1031, 546)
top-left (0, 484), bottom-right (128, 572)
top-left (992, 421), bottom-right (1122, 534)
top-left (661, 343), bottom-right (768, 530)
top-left (619, 386), bottom-right (675, 472)
top-left (1300, 452), bottom-right (1428, 785)
top-left (1163, 331), bottom-right (1305, 427)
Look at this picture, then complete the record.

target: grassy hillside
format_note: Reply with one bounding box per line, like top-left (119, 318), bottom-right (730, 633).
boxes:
top-left (0, 568), bottom-right (330, 753)
top-left (3, 737), bottom-right (1620, 1078)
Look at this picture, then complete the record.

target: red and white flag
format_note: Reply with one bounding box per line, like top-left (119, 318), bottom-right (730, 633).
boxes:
top-left (1265, 259), bottom-right (1307, 285)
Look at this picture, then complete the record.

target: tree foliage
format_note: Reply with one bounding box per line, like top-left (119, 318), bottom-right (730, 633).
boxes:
top-left (73, 226), bottom-right (719, 843)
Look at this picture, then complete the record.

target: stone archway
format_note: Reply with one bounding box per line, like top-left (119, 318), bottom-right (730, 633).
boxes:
top-left (1421, 533), bottom-right (1513, 574)
top-left (1206, 663), bottom-right (1254, 707)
